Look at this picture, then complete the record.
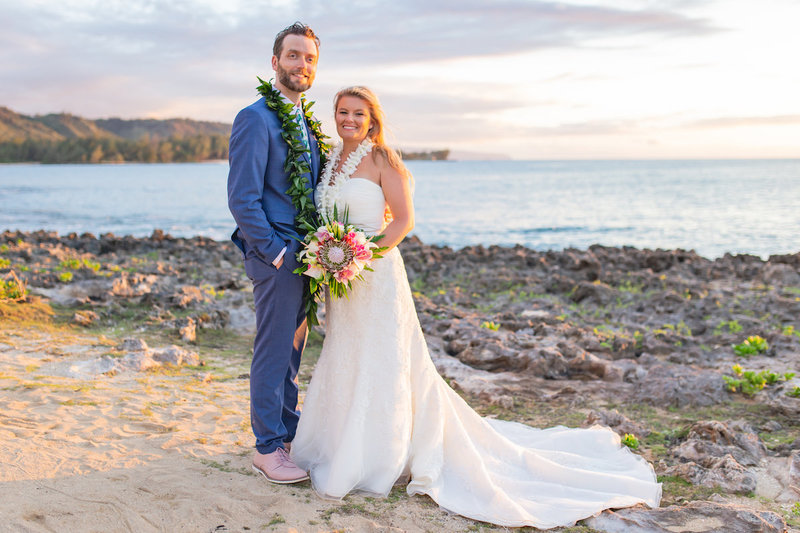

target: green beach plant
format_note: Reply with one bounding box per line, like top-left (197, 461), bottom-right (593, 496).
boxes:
top-left (58, 258), bottom-right (101, 272)
top-left (714, 320), bottom-right (743, 335)
top-left (654, 320), bottom-right (692, 338)
top-left (0, 270), bottom-right (27, 302)
top-left (781, 325), bottom-right (800, 339)
top-left (621, 434), bottom-right (640, 449)
top-left (723, 364), bottom-right (794, 396)
top-left (733, 335), bottom-right (769, 357)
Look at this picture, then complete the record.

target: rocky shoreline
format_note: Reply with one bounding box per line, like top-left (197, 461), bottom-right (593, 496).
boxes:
top-left (2, 229), bottom-right (799, 532)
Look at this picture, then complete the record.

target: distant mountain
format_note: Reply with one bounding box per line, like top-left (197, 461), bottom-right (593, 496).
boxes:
top-left (0, 106), bottom-right (231, 143)
top-left (0, 106), bottom-right (452, 164)
top-left (0, 107), bottom-right (64, 142)
top-left (95, 118), bottom-right (231, 141)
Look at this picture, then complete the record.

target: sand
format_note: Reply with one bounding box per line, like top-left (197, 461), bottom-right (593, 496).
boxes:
top-left (0, 323), bottom-right (488, 533)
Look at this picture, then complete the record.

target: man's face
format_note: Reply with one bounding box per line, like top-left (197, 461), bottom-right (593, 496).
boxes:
top-left (272, 34), bottom-right (318, 93)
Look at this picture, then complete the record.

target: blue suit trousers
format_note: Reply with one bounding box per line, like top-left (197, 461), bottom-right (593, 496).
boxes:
top-left (244, 239), bottom-right (308, 454)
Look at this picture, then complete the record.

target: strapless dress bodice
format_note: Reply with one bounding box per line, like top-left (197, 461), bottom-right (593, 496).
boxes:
top-left (316, 177), bottom-right (386, 234)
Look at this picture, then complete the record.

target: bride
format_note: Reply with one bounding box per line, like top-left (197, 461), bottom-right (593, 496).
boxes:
top-left (290, 86), bottom-right (661, 529)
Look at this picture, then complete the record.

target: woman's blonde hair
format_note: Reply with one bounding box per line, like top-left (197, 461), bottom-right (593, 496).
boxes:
top-left (334, 86), bottom-right (410, 179)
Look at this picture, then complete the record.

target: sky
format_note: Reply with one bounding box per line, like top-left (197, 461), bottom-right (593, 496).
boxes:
top-left (2, 0), bottom-right (799, 159)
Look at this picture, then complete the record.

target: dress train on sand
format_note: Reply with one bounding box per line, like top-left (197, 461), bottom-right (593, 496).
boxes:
top-left (291, 176), bottom-right (660, 529)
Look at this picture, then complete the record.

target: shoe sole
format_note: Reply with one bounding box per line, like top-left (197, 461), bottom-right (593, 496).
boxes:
top-left (252, 464), bottom-right (309, 484)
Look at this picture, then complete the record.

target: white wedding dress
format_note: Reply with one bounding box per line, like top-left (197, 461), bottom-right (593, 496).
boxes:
top-left (291, 175), bottom-right (661, 529)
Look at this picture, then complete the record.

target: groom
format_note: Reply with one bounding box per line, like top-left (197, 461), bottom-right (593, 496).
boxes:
top-left (227, 22), bottom-right (321, 484)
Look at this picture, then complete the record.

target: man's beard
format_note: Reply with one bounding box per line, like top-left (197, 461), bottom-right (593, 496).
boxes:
top-left (276, 62), bottom-right (314, 93)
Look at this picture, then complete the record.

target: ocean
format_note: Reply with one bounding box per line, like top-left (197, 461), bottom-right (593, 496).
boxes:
top-left (1, 159), bottom-right (798, 259)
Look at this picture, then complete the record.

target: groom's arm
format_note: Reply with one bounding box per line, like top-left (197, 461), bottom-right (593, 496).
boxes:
top-left (227, 107), bottom-right (287, 266)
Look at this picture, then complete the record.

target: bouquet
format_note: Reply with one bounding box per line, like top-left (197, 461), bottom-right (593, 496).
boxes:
top-left (294, 207), bottom-right (386, 323)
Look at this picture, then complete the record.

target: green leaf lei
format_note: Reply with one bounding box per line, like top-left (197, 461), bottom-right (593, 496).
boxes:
top-left (256, 77), bottom-right (331, 325)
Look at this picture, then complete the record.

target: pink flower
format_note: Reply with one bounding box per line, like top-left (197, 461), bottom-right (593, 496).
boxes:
top-left (314, 227), bottom-right (331, 242)
top-left (333, 267), bottom-right (357, 283)
top-left (306, 240), bottom-right (320, 254)
top-left (355, 247), bottom-right (373, 262)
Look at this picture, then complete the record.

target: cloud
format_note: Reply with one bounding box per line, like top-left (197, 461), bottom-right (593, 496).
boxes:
top-left (7, 0), bottom-right (776, 159)
top-left (685, 115), bottom-right (800, 129)
top-left (294, 1), bottom-right (719, 65)
top-left (1, 0), bottom-right (718, 85)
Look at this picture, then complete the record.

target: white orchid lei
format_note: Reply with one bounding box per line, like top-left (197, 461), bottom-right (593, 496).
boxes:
top-left (316, 138), bottom-right (375, 219)
top-left (294, 138), bottom-right (386, 305)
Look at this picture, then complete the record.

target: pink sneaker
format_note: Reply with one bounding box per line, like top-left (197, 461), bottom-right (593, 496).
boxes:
top-left (252, 447), bottom-right (308, 484)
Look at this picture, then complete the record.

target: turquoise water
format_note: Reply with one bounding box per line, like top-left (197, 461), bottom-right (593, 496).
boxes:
top-left (1, 159), bottom-right (798, 258)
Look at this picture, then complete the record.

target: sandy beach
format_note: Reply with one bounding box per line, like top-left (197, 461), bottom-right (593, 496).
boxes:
top-left (0, 321), bottom-right (492, 532)
top-left (1, 231), bottom-right (799, 532)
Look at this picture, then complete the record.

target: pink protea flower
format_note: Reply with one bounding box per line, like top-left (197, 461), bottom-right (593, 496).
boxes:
top-left (296, 217), bottom-right (384, 303)
top-left (317, 239), bottom-right (354, 274)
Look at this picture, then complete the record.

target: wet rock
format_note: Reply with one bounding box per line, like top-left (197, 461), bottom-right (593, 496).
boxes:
top-left (663, 456), bottom-right (756, 494)
top-left (788, 450), bottom-right (800, 489)
top-left (121, 351), bottom-right (161, 372)
top-left (766, 389), bottom-right (800, 418)
top-left (120, 338), bottom-right (149, 352)
top-left (521, 346), bottom-right (570, 379)
top-left (761, 262), bottom-right (800, 286)
top-left (633, 364), bottom-right (728, 407)
top-left (664, 420), bottom-right (767, 495)
top-left (609, 359), bottom-right (648, 383)
top-left (31, 279), bottom-right (113, 306)
top-left (583, 409), bottom-right (650, 438)
top-left (427, 336), bottom-right (519, 408)
top-left (585, 501), bottom-right (786, 532)
top-left (170, 285), bottom-right (207, 308)
top-left (566, 350), bottom-right (610, 380)
top-left (152, 345), bottom-right (200, 366)
top-left (177, 317), bottom-right (196, 343)
top-left (570, 280), bottom-right (615, 306)
top-left (225, 305), bottom-right (256, 335)
top-left (72, 310), bottom-right (99, 327)
top-left (456, 340), bottom-right (517, 372)
top-left (674, 420), bottom-right (766, 467)
top-left (111, 273), bottom-right (157, 297)
top-left (760, 420), bottom-right (783, 433)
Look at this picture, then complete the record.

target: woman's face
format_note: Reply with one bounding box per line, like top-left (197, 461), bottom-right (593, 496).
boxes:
top-left (335, 95), bottom-right (372, 143)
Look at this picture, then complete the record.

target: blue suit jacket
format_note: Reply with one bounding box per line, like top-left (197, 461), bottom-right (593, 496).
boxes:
top-left (227, 96), bottom-right (320, 264)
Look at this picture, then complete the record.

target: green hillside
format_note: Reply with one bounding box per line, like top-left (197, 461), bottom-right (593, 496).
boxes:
top-left (0, 107), bottom-right (231, 163)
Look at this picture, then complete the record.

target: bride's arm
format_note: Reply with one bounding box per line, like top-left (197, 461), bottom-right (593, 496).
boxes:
top-left (377, 162), bottom-right (414, 252)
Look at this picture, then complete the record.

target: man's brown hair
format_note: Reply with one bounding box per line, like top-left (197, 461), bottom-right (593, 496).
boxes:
top-left (273, 22), bottom-right (319, 58)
